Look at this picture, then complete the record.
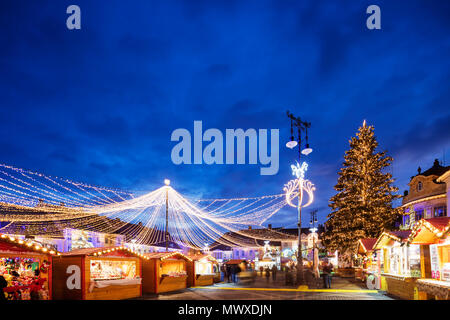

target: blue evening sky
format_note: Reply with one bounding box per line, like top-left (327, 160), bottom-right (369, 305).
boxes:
top-left (0, 0), bottom-right (449, 228)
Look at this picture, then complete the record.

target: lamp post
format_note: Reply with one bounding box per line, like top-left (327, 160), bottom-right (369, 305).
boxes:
top-left (286, 111), bottom-right (312, 285)
top-left (164, 179), bottom-right (170, 251)
top-left (309, 209), bottom-right (318, 271)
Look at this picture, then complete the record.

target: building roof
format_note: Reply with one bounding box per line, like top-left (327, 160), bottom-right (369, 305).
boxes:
top-left (389, 230), bottom-right (412, 240)
top-left (188, 253), bottom-right (217, 262)
top-left (408, 217), bottom-right (450, 244)
top-left (144, 251), bottom-right (192, 261)
top-left (225, 259), bottom-right (247, 265)
top-left (417, 159), bottom-right (450, 178)
top-left (437, 169), bottom-right (450, 183)
top-left (209, 227), bottom-right (297, 250)
top-left (373, 230), bottom-right (412, 250)
top-left (358, 238), bottom-right (378, 253)
top-left (238, 228), bottom-right (298, 241)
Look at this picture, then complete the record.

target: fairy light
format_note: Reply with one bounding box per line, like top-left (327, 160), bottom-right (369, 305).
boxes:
top-left (408, 218), bottom-right (450, 243)
top-left (0, 163), bottom-right (297, 249)
top-left (0, 232), bottom-right (60, 255)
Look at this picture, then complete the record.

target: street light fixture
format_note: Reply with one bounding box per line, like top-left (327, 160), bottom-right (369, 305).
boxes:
top-left (286, 139), bottom-right (298, 149)
top-left (302, 144), bottom-right (313, 156)
top-left (286, 116), bottom-right (298, 149)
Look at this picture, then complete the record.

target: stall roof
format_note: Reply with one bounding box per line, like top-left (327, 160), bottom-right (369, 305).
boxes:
top-left (357, 238), bottom-right (378, 254)
top-left (408, 217), bottom-right (450, 244)
top-left (0, 233), bottom-right (60, 256)
top-left (189, 253), bottom-right (217, 262)
top-left (61, 246), bottom-right (150, 259)
top-left (144, 251), bottom-right (192, 262)
top-left (225, 259), bottom-right (247, 265)
top-left (373, 230), bottom-right (411, 250)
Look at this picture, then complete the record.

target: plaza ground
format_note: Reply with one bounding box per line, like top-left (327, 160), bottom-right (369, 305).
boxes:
top-left (137, 274), bottom-right (395, 300)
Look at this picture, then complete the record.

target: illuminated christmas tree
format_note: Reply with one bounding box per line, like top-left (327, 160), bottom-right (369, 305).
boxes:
top-left (323, 121), bottom-right (401, 253)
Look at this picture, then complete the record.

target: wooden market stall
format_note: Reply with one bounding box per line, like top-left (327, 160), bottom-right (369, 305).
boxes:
top-left (373, 230), bottom-right (422, 300)
top-left (142, 252), bottom-right (192, 294)
top-left (0, 233), bottom-right (58, 300)
top-left (186, 254), bottom-right (220, 287)
top-left (407, 217), bottom-right (450, 300)
top-left (355, 238), bottom-right (378, 282)
top-left (52, 246), bottom-right (145, 300)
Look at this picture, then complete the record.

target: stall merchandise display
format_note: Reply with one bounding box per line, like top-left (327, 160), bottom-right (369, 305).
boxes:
top-left (0, 234), bottom-right (56, 301)
top-left (142, 252), bottom-right (191, 293)
top-left (90, 260), bottom-right (137, 280)
top-left (1, 257), bottom-right (49, 300)
top-left (52, 247), bottom-right (144, 300)
top-left (161, 259), bottom-right (187, 277)
top-left (196, 260), bottom-right (214, 275)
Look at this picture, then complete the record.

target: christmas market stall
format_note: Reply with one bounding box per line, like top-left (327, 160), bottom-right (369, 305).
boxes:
top-left (355, 238), bottom-right (378, 283)
top-left (407, 217), bottom-right (450, 300)
top-left (142, 252), bottom-right (192, 294)
top-left (373, 230), bottom-right (423, 299)
top-left (186, 254), bottom-right (219, 287)
top-left (52, 246), bottom-right (146, 300)
top-left (0, 234), bottom-right (57, 300)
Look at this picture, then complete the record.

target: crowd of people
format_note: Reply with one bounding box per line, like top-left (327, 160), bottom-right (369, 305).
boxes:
top-left (220, 264), bottom-right (243, 283)
top-left (218, 259), bottom-right (334, 289)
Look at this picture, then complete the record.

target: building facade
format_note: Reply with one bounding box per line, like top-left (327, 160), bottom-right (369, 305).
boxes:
top-left (401, 159), bottom-right (449, 229)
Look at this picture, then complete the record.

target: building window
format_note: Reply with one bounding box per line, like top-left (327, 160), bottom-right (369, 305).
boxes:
top-left (403, 215), bottom-right (410, 226)
top-left (417, 181), bottom-right (422, 192)
top-left (416, 209), bottom-right (424, 220)
top-left (434, 206), bottom-right (447, 217)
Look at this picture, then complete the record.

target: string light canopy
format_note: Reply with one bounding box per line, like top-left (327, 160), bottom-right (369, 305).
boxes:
top-left (0, 164), bottom-right (290, 249)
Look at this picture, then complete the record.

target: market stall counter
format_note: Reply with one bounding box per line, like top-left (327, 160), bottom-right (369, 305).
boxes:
top-left (52, 246), bottom-right (146, 300)
top-left (0, 234), bottom-right (58, 300)
top-left (187, 254), bottom-right (219, 287)
top-left (408, 217), bottom-right (450, 300)
top-left (373, 230), bottom-right (421, 300)
top-left (142, 252), bottom-right (192, 294)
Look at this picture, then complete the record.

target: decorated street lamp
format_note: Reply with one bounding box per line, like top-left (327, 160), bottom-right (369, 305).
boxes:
top-left (284, 111), bottom-right (314, 285)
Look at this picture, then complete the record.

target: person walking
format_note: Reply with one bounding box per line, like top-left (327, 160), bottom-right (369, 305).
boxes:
top-left (322, 260), bottom-right (333, 289)
top-left (0, 275), bottom-right (7, 301)
top-left (226, 264), bottom-right (232, 283)
top-left (271, 265), bottom-right (277, 281)
top-left (259, 266), bottom-right (264, 277)
top-left (235, 265), bottom-right (241, 284)
top-left (264, 267), bottom-right (270, 284)
top-left (231, 265), bottom-right (237, 283)
top-left (220, 264), bottom-right (226, 282)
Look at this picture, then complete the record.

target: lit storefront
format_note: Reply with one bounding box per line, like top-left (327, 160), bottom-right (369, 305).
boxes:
top-left (187, 254), bottom-right (220, 287)
top-left (374, 230), bottom-right (423, 299)
top-left (0, 234), bottom-right (58, 300)
top-left (408, 217), bottom-right (450, 300)
top-left (142, 252), bottom-right (192, 294)
top-left (52, 246), bottom-right (144, 300)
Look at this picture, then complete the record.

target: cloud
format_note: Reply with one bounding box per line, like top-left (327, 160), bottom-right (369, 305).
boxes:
top-left (0, 0), bottom-right (448, 228)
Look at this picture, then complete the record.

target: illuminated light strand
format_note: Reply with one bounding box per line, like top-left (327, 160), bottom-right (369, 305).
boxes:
top-left (0, 163), bottom-right (298, 249)
top-left (0, 233), bottom-right (60, 255)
